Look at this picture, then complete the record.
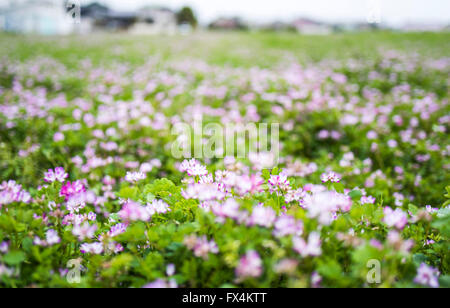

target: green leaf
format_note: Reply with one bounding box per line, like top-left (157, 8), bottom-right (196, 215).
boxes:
top-left (408, 204), bottom-right (419, 216)
top-left (22, 237), bottom-right (33, 252)
top-left (317, 259), bottom-right (342, 280)
top-left (3, 251), bottom-right (25, 265)
top-left (146, 193), bottom-right (156, 202)
top-left (111, 253), bottom-right (134, 269)
top-left (333, 182), bottom-right (345, 193)
top-left (349, 189), bottom-right (363, 200)
top-left (412, 253), bottom-right (428, 266)
top-left (436, 207), bottom-right (450, 219)
top-left (432, 216), bottom-right (450, 238)
top-left (439, 275), bottom-right (450, 288)
top-left (118, 186), bottom-right (139, 199)
top-left (117, 222), bottom-right (146, 242)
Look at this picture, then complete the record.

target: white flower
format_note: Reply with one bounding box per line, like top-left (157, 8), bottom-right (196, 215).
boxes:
top-left (125, 171), bottom-right (146, 183)
top-left (293, 232), bottom-right (322, 257)
top-left (414, 263), bottom-right (439, 288)
top-left (46, 229), bottom-right (61, 246)
top-left (146, 199), bottom-right (171, 215)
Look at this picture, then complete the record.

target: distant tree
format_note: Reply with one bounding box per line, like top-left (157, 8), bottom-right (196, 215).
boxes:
top-left (176, 6), bottom-right (197, 28)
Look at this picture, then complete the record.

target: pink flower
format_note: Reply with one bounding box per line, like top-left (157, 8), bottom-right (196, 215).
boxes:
top-left (370, 239), bottom-right (383, 250)
top-left (46, 229), bottom-right (61, 246)
top-left (0, 180), bottom-right (31, 206)
top-left (107, 242), bottom-right (124, 254)
top-left (60, 181), bottom-right (86, 200)
top-left (292, 232), bottom-right (322, 257)
top-left (211, 198), bottom-right (241, 222)
top-left (318, 130), bottom-right (329, 139)
top-left (193, 236), bottom-right (219, 260)
top-left (179, 159), bottom-right (208, 176)
top-left (383, 207), bottom-right (408, 230)
top-left (320, 171), bottom-right (341, 183)
top-left (182, 183), bottom-right (226, 201)
top-left (360, 195), bottom-right (376, 205)
top-left (285, 188), bottom-right (306, 204)
top-left (273, 215), bottom-right (303, 238)
top-left (72, 222), bottom-right (97, 241)
top-left (183, 235), bottom-right (219, 260)
top-left (425, 205), bottom-right (438, 214)
top-left (234, 174), bottom-right (264, 196)
top-left (311, 272), bottom-right (322, 288)
top-left (199, 174), bottom-right (214, 184)
top-left (53, 132), bottom-right (64, 142)
top-left (54, 167), bottom-right (69, 182)
top-left (87, 212), bottom-right (97, 221)
top-left (235, 250), bottom-right (263, 280)
top-left (107, 223), bottom-right (128, 237)
top-left (249, 174), bottom-right (264, 193)
top-left (303, 191), bottom-right (350, 225)
top-left (118, 201), bottom-right (151, 222)
top-left (125, 171), bottom-right (146, 183)
top-left (80, 242), bottom-right (104, 254)
top-left (274, 259), bottom-right (298, 274)
top-left (268, 173), bottom-right (290, 194)
top-left (146, 199), bottom-right (171, 215)
top-left (44, 167), bottom-right (68, 183)
top-left (0, 241), bottom-right (10, 253)
top-left (66, 192), bottom-right (87, 213)
top-left (387, 139), bottom-right (398, 148)
top-left (166, 264), bottom-right (175, 276)
top-left (414, 263), bottom-right (439, 288)
top-left (247, 204), bottom-right (276, 228)
top-left (188, 164), bottom-right (208, 177)
top-left (367, 130), bottom-right (378, 139)
top-left (387, 230), bottom-right (414, 253)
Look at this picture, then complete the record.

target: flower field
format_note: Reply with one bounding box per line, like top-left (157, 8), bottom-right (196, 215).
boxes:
top-left (0, 32), bottom-right (449, 288)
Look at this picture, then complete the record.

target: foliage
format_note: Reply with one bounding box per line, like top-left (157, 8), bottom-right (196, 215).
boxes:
top-left (0, 32), bottom-right (448, 288)
top-left (176, 7), bottom-right (198, 28)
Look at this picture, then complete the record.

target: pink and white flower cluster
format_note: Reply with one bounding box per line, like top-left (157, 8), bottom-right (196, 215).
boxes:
top-left (44, 167), bottom-right (68, 183)
top-left (184, 235), bottom-right (219, 260)
top-left (0, 180), bottom-right (31, 207)
top-left (235, 250), bottom-right (263, 280)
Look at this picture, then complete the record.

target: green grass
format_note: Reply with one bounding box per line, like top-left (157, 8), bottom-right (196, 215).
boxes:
top-left (0, 31), bottom-right (449, 68)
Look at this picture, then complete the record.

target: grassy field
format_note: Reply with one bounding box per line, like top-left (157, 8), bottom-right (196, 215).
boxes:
top-left (1, 31), bottom-right (449, 68)
top-left (0, 30), bottom-right (449, 288)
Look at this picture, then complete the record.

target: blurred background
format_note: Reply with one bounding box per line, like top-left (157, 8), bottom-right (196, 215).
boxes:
top-left (0, 0), bottom-right (448, 36)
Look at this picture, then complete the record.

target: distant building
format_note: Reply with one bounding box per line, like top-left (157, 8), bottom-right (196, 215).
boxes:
top-left (292, 18), bottom-right (332, 35)
top-left (78, 3), bottom-right (177, 34)
top-left (80, 2), bottom-right (136, 32)
top-left (81, 2), bottom-right (109, 19)
top-left (334, 22), bottom-right (380, 33)
top-left (79, 2), bottom-right (109, 33)
top-left (97, 11), bottom-right (136, 32)
top-left (209, 17), bottom-right (248, 31)
top-left (129, 6), bottom-right (177, 35)
top-left (399, 23), bottom-right (447, 32)
top-left (261, 21), bottom-right (295, 32)
top-left (0, 0), bottom-right (75, 35)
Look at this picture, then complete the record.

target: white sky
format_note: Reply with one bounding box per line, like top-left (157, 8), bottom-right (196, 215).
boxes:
top-left (0, 0), bottom-right (449, 25)
top-left (100, 0), bottom-right (450, 25)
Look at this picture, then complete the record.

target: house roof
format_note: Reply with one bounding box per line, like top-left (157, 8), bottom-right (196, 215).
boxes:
top-left (106, 11), bottom-right (137, 19)
top-left (82, 2), bottom-right (109, 10)
top-left (139, 6), bottom-right (174, 13)
top-left (292, 18), bottom-right (325, 27)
